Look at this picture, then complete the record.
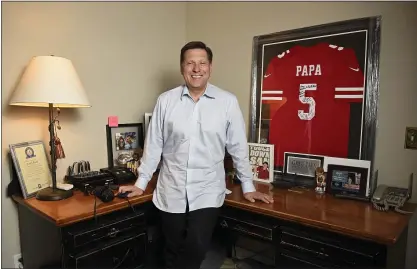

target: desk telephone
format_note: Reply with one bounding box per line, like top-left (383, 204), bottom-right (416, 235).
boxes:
top-left (371, 173), bottom-right (413, 214)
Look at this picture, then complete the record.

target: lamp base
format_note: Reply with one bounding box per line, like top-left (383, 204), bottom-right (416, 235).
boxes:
top-left (36, 187), bottom-right (74, 201)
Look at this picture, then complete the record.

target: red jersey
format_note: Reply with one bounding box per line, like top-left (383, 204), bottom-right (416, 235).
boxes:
top-left (261, 43), bottom-right (364, 167)
top-left (257, 166), bottom-right (269, 180)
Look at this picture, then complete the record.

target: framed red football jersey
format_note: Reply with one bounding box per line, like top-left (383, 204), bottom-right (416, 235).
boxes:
top-left (262, 43), bottom-right (365, 167)
top-left (250, 17), bottom-right (381, 173)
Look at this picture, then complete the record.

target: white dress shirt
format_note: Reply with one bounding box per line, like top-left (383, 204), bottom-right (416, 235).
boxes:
top-left (135, 83), bottom-right (256, 213)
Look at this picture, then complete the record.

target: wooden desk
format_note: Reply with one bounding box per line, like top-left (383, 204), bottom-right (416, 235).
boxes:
top-left (13, 177), bottom-right (157, 227)
top-left (225, 181), bottom-right (415, 245)
top-left (12, 177), bottom-right (158, 269)
top-left (221, 181), bottom-right (416, 268)
top-left (13, 175), bottom-right (416, 268)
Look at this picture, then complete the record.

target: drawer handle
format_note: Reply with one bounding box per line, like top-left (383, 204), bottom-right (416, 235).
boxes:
top-left (108, 228), bottom-right (119, 238)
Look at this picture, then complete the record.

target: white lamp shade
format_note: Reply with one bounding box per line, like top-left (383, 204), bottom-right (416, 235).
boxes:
top-left (9, 56), bottom-right (91, 108)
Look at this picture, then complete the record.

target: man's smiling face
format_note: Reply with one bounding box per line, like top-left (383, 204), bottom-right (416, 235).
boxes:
top-left (181, 48), bottom-right (212, 92)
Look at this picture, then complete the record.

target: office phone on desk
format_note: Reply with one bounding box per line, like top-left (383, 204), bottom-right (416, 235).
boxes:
top-left (371, 173), bottom-right (414, 214)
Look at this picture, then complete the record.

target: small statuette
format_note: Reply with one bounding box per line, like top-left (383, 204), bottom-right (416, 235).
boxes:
top-left (315, 167), bottom-right (326, 194)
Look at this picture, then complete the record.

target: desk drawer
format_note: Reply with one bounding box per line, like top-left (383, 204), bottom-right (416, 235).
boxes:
top-left (67, 232), bottom-right (146, 269)
top-left (279, 226), bottom-right (382, 267)
top-left (65, 211), bottom-right (146, 249)
top-left (219, 216), bottom-right (275, 241)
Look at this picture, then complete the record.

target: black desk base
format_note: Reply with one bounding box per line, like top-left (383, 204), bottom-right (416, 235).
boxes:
top-left (17, 200), bottom-right (408, 269)
top-left (216, 205), bottom-right (408, 269)
top-left (17, 202), bottom-right (157, 269)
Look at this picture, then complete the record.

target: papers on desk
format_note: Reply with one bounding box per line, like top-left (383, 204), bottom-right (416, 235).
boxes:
top-left (226, 189), bottom-right (232, 195)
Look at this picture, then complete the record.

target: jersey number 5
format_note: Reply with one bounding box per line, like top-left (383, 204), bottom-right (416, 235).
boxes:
top-left (298, 83), bottom-right (317, 120)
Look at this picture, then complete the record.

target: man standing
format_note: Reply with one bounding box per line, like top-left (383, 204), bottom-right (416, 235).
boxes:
top-left (119, 41), bottom-right (274, 269)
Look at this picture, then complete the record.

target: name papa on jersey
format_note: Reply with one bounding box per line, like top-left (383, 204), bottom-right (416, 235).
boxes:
top-left (296, 64), bottom-right (322, 77)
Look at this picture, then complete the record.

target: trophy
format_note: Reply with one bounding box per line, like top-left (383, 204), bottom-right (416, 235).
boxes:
top-left (315, 167), bottom-right (326, 194)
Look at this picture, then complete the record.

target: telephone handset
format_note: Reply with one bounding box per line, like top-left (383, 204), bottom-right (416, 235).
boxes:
top-left (371, 173), bottom-right (414, 214)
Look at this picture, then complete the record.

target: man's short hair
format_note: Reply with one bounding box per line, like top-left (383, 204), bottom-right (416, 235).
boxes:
top-left (180, 41), bottom-right (213, 64)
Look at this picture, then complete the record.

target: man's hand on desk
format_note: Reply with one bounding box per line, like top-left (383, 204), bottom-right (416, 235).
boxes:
top-left (118, 185), bottom-right (144, 198)
top-left (244, 191), bottom-right (274, 204)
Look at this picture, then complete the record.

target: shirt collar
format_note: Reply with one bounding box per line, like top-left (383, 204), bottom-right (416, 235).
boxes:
top-left (181, 83), bottom-right (216, 100)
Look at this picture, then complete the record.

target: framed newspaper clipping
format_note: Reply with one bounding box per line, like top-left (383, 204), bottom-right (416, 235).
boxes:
top-left (248, 143), bottom-right (274, 183)
top-left (9, 140), bottom-right (52, 199)
top-left (249, 16), bottom-right (381, 174)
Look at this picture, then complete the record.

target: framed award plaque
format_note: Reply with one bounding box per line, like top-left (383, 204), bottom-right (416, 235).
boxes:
top-left (9, 140), bottom-right (52, 199)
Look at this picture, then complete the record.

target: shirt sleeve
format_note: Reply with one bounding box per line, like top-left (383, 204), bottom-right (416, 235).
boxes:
top-left (261, 55), bottom-right (288, 120)
top-left (262, 57), bottom-right (278, 91)
top-left (225, 97), bottom-right (256, 194)
top-left (334, 47), bottom-right (365, 103)
top-left (134, 95), bottom-right (164, 191)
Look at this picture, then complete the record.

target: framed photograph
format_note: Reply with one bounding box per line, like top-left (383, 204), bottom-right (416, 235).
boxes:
top-left (249, 16), bottom-right (381, 175)
top-left (9, 140), bottom-right (52, 199)
top-left (283, 152), bottom-right (325, 178)
top-left (326, 164), bottom-right (369, 198)
top-left (144, 112), bottom-right (153, 137)
top-left (404, 127), bottom-right (417, 150)
top-left (106, 123), bottom-right (144, 168)
top-left (323, 156), bottom-right (371, 196)
top-left (248, 142), bottom-right (274, 183)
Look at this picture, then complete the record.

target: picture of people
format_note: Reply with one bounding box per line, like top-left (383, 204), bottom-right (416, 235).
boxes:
top-left (331, 170), bottom-right (361, 192)
top-left (248, 143), bottom-right (274, 183)
top-left (115, 132), bottom-right (138, 151)
top-left (256, 162), bottom-right (270, 180)
top-left (25, 147), bottom-right (36, 159)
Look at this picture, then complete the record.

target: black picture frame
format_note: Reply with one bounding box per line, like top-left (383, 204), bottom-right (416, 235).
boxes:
top-left (326, 164), bottom-right (369, 198)
top-left (106, 123), bottom-right (144, 168)
top-left (249, 16), bottom-right (381, 175)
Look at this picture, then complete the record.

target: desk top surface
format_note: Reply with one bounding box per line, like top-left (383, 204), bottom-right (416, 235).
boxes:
top-left (13, 177), bottom-right (416, 245)
top-left (225, 181), bottom-right (416, 245)
top-left (13, 178), bottom-right (156, 227)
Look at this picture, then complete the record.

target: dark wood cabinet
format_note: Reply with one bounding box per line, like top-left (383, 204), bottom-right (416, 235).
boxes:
top-left (220, 181), bottom-right (415, 269)
top-left (217, 205), bottom-right (408, 268)
top-left (17, 201), bottom-right (151, 269)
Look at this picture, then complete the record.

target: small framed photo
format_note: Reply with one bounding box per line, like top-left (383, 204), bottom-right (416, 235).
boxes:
top-left (9, 140), bottom-right (52, 199)
top-left (106, 123), bottom-right (144, 168)
top-left (248, 142), bottom-right (274, 183)
top-left (283, 152), bottom-right (325, 178)
top-left (405, 127), bottom-right (417, 150)
top-left (326, 164), bottom-right (369, 198)
top-left (144, 113), bottom-right (152, 137)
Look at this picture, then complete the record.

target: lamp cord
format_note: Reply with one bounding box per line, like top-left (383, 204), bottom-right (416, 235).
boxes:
top-left (126, 197), bottom-right (136, 213)
top-left (94, 195), bottom-right (98, 224)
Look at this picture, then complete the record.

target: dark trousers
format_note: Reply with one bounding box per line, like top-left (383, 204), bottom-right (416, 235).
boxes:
top-left (159, 205), bottom-right (220, 269)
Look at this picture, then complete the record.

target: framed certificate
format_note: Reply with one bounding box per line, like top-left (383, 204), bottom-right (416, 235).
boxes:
top-left (9, 140), bottom-right (52, 199)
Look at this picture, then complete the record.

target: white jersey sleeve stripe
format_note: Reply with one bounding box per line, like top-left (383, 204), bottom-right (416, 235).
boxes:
top-left (262, 97), bottom-right (283, 101)
top-left (262, 90), bottom-right (283, 94)
top-left (335, 95), bottom-right (363, 99)
top-left (335, 87), bottom-right (364, 92)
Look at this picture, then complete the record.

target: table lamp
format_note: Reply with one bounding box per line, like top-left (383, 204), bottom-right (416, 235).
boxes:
top-left (9, 55), bottom-right (91, 201)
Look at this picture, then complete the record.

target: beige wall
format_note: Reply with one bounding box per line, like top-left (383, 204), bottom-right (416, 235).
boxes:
top-left (1, 2), bottom-right (186, 267)
top-left (186, 2), bottom-right (417, 268)
top-left (2, 1), bottom-right (417, 268)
